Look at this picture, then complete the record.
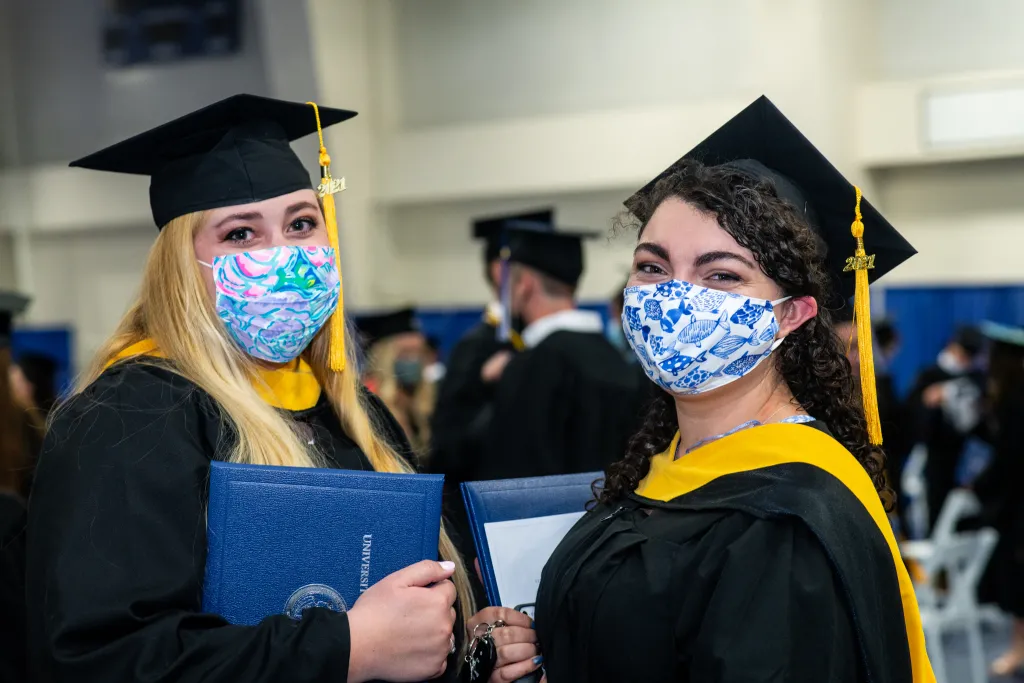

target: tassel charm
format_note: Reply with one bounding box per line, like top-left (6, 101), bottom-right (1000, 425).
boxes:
top-left (844, 186), bottom-right (883, 446)
top-left (307, 101), bottom-right (347, 373)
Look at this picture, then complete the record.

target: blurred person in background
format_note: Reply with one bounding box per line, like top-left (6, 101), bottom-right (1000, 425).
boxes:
top-left (472, 225), bottom-right (645, 481)
top-left (430, 212), bottom-right (540, 481)
top-left (1, 292), bottom-right (38, 683)
top-left (875, 318), bottom-right (901, 371)
top-left (23, 96), bottom-right (540, 683)
top-left (10, 352), bottom-right (59, 420)
top-left (906, 325), bottom-right (986, 531)
top-left (356, 308), bottom-right (433, 458)
top-left (423, 335), bottom-right (446, 386)
top-left (428, 212), bottom-right (540, 604)
top-left (605, 279), bottom-right (635, 366)
top-left (832, 308), bottom-right (908, 501)
top-left (960, 322), bottom-right (1024, 677)
top-left (0, 294), bottom-right (44, 500)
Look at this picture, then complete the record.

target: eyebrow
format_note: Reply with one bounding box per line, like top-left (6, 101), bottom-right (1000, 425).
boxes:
top-left (694, 250), bottom-right (756, 270)
top-left (634, 242), bottom-right (670, 261)
top-left (285, 200), bottom-right (320, 216)
top-left (214, 211), bottom-right (262, 228)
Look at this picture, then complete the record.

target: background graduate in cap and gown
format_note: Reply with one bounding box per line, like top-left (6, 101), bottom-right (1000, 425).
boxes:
top-left (471, 224), bottom-right (645, 482)
top-left (430, 211), bottom-right (549, 477)
top-left (25, 94), bottom-right (541, 683)
top-left (0, 291), bottom-right (39, 683)
top-left (355, 307), bottom-right (433, 456)
top-left (428, 211), bottom-right (549, 604)
top-left (534, 96), bottom-right (935, 682)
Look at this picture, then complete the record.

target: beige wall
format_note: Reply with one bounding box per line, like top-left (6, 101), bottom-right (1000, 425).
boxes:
top-left (874, 158), bottom-right (1024, 285)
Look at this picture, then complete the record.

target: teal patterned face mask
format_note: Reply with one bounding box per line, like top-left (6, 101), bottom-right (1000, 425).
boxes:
top-left (199, 245), bottom-right (340, 364)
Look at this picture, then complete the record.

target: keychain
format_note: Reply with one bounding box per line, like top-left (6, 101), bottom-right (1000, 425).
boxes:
top-left (464, 619), bottom-right (505, 682)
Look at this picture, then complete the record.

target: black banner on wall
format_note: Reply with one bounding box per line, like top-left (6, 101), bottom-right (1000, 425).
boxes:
top-left (103, 0), bottom-right (242, 67)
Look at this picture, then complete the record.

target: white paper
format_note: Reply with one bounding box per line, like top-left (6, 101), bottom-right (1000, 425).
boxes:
top-left (484, 512), bottom-right (585, 613)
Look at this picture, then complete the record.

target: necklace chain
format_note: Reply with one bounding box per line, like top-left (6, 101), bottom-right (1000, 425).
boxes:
top-left (679, 405), bottom-right (811, 456)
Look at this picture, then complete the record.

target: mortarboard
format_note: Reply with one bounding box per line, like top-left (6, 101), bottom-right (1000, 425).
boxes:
top-left (70, 94), bottom-right (356, 230)
top-left (0, 292), bottom-right (30, 348)
top-left (979, 321), bottom-right (1024, 348)
top-left (355, 308), bottom-right (421, 351)
top-left (506, 226), bottom-right (598, 289)
top-left (625, 96), bottom-right (914, 302)
top-left (624, 96), bottom-right (917, 447)
top-left (472, 209), bottom-right (554, 263)
top-left (70, 94), bottom-right (357, 372)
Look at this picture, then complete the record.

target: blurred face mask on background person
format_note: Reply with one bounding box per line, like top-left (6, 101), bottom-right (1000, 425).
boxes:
top-left (393, 357), bottom-right (424, 392)
top-left (937, 348), bottom-right (969, 376)
top-left (199, 245), bottom-right (340, 364)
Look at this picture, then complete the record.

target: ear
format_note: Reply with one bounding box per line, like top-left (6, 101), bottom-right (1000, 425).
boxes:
top-left (776, 295), bottom-right (818, 337)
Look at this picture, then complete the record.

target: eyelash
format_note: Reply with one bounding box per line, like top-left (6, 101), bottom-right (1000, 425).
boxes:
top-left (708, 271), bottom-right (741, 282)
top-left (224, 228), bottom-right (255, 244)
top-left (222, 217), bottom-right (318, 244)
top-left (289, 217), bottom-right (318, 233)
top-left (637, 262), bottom-right (666, 275)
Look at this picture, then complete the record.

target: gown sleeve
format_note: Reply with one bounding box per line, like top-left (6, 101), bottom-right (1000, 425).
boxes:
top-left (26, 364), bottom-right (352, 683)
top-left (482, 347), bottom-right (571, 479)
top-left (428, 332), bottom-right (494, 482)
top-left (682, 514), bottom-right (859, 683)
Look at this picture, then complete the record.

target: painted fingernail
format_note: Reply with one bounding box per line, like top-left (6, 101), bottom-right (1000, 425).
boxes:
top-left (530, 620), bottom-right (536, 629)
top-left (533, 656), bottom-right (544, 665)
top-left (439, 561), bottom-right (456, 571)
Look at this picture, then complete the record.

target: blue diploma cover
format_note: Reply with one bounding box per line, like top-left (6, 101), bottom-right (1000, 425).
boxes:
top-left (203, 461), bottom-right (444, 625)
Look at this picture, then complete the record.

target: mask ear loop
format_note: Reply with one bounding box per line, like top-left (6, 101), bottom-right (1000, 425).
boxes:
top-left (768, 296), bottom-right (793, 352)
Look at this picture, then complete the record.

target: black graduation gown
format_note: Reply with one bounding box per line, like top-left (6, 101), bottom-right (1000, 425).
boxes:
top-left (26, 361), bottom-right (463, 683)
top-left (906, 364), bottom-right (984, 528)
top-left (0, 492), bottom-right (28, 683)
top-left (970, 386), bottom-right (1024, 617)
top-left (535, 422), bottom-right (932, 683)
top-left (430, 320), bottom-right (508, 483)
top-left (476, 330), bottom-right (643, 481)
top-left (429, 319), bottom-right (510, 603)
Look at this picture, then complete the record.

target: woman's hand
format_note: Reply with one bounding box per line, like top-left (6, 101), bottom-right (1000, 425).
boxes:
top-left (466, 606), bottom-right (543, 682)
top-left (347, 560), bottom-right (458, 682)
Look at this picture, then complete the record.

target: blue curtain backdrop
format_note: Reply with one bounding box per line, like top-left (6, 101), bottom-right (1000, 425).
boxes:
top-left (883, 285), bottom-right (1024, 397)
top-left (11, 328), bottom-right (75, 396)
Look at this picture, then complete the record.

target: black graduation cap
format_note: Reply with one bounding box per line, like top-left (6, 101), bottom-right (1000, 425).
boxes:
top-left (69, 94), bottom-right (357, 229)
top-left (472, 209), bottom-right (554, 263)
top-left (506, 225), bottom-right (599, 288)
top-left (355, 307), bottom-right (421, 350)
top-left (979, 321), bottom-right (1024, 348)
top-left (624, 96), bottom-right (915, 302)
top-left (0, 292), bottom-right (30, 347)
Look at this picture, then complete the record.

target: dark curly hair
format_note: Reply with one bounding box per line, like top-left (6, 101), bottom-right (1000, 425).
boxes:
top-left (599, 160), bottom-right (893, 510)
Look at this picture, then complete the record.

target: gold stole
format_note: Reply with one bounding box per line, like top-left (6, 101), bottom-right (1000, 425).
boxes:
top-left (108, 339), bottom-right (322, 411)
top-left (636, 423), bottom-right (935, 683)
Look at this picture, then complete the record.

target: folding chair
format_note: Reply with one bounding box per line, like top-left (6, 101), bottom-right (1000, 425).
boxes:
top-left (901, 490), bottom-right (999, 683)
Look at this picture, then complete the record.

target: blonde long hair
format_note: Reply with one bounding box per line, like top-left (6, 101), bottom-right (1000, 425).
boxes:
top-left (77, 210), bottom-right (475, 633)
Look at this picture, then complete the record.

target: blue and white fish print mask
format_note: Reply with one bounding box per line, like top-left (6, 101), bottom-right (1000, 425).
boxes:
top-left (622, 280), bottom-right (788, 395)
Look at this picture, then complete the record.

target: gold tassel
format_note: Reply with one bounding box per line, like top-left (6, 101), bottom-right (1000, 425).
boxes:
top-left (844, 186), bottom-right (882, 446)
top-left (307, 101), bottom-right (347, 372)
